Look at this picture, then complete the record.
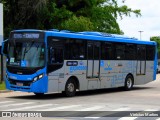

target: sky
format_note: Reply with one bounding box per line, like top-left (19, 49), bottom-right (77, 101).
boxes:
top-left (118, 0), bottom-right (160, 41)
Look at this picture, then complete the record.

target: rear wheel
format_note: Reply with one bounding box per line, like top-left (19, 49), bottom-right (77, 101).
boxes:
top-left (124, 75), bottom-right (134, 90)
top-left (64, 79), bottom-right (76, 97)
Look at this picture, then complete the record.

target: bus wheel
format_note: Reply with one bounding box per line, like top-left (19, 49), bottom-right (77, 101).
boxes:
top-left (124, 75), bottom-right (134, 91)
top-left (65, 79), bottom-right (76, 97)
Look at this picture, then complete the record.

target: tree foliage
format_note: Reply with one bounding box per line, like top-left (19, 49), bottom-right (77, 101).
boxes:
top-left (1, 0), bottom-right (141, 38)
top-left (150, 36), bottom-right (160, 58)
top-left (61, 16), bottom-right (94, 32)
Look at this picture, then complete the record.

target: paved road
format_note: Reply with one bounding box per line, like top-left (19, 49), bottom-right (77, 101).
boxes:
top-left (0, 75), bottom-right (160, 120)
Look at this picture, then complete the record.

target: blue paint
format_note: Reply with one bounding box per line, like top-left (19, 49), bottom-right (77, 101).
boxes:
top-left (5, 67), bottom-right (48, 93)
top-left (100, 60), bottom-right (104, 67)
top-left (5, 76), bottom-right (48, 93)
top-left (104, 68), bottom-right (112, 71)
top-left (44, 31), bottom-right (156, 45)
top-left (21, 60), bottom-right (27, 67)
top-left (153, 45), bottom-right (158, 80)
top-left (12, 29), bottom-right (156, 45)
top-left (70, 66), bottom-right (87, 73)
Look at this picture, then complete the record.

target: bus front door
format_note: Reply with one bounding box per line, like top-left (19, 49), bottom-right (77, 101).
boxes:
top-left (87, 42), bottom-right (100, 78)
top-left (137, 45), bottom-right (146, 75)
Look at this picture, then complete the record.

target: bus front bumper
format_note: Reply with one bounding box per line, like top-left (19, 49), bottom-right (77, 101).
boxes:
top-left (5, 76), bottom-right (48, 93)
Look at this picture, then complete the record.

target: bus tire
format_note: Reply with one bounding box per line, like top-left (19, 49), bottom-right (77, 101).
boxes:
top-left (124, 75), bottom-right (134, 91)
top-left (65, 78), bottom-right (76, 97)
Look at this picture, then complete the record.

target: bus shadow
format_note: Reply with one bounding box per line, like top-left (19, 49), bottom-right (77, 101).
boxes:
top-left (6, 86), bottom-right (154, 100)
top-left (76, 86), bottom-right (154, 97)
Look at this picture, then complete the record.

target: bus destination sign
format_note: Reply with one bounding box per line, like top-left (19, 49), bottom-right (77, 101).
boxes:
top-left (13, 33), bottom-right (40, 39)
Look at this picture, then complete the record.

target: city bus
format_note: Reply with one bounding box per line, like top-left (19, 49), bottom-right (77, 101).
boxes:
top-left (2, 29), bottom-right (157, 97)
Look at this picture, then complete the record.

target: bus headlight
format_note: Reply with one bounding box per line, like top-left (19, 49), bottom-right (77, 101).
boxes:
top-left (33, 74), bottom-right (44, 82)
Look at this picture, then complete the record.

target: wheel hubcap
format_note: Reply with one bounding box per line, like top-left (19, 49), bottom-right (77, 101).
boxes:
top-left (67, 83), bottom-right (74, 92)
top-left (127, 78), bottom-right (132, 88)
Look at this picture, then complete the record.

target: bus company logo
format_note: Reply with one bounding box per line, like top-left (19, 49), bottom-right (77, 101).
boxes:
top-left (104, 61), bottom-right (112, 71)
top-left (70, 66), bottom-right (87, 73)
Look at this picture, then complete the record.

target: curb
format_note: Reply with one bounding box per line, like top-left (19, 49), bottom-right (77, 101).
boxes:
top-left (0, 90), bottom-right (12, 93)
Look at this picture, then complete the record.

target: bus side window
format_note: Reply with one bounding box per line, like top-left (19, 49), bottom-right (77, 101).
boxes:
top-left (116, 43), bottom-right (125, 60)
top-left (49, 47), bottom-right (63, 64)
top-left (49, 47), bottom-right (55, 64)
top-left (65, 39), bottom-right (86, 60)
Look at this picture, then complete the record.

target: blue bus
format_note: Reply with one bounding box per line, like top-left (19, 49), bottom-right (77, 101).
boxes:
top-left (2, 29), bottom-right (157, 97)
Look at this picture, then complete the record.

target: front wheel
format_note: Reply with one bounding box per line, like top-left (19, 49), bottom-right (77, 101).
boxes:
top-left (124, 75), bottom-right (134, 91)
top-left (64, 79), bottom-right (76, 97)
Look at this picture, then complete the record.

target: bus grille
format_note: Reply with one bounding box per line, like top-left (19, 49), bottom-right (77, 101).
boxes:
top-left (8, 78), bottom-right (32, 86)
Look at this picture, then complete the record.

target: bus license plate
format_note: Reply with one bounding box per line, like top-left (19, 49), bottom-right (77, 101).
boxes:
top-left (16, 82), bottom-right (23, 86)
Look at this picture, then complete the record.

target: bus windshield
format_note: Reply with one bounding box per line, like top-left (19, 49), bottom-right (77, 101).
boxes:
top-left (7, 41), bottom-right (45, 68)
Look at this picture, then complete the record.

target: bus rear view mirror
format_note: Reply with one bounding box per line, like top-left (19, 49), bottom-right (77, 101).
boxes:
top-left (1, 39), bottom-right (9, 56)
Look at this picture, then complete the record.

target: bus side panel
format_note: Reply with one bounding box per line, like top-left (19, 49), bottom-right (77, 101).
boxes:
top-left (134, 76), bottom-right (145, 85)
top-left (48, 73), bottom-right (59, 93)
top-left (48, 66), bottom-right (65, 93)
top-left (145, 61), bottom-right (155, 83)
top-left (63, 60), bottom-right (88, 91)
top-left (47, 60), bottom-right (155, 93)
top-left (48, 60), bottom-right (89, 93)
top-left (134, 61), bottom-right (154, 85)
top-left (100, 60), bottom-right (136, 88)
top-left (100, 60), bottom-right (119, 88)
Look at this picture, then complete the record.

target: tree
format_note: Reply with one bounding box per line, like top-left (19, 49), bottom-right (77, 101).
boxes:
top-left (1, 0), bottom-right (141, 38)
top-left (150, 36), bottom-right (160, 58)
top-left (52, 0), bottom-right (141, 33)
top-left (61, 16), bottom-right (94, 32)
top-left (1, 0), bottom-right (48, 38)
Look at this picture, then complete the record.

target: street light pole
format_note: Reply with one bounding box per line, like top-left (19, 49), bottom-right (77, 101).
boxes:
top-left (138, 31), bottom-right (143, 40)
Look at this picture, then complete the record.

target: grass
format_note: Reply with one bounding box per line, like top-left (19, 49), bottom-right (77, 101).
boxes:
top-left (0, 82), bottom-right (6, 90)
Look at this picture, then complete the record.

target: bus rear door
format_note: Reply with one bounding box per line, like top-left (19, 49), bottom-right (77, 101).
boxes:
top-left (87, 41), bottom-right (100, 78)
top-left (137, 45), bottom-right (146, 75)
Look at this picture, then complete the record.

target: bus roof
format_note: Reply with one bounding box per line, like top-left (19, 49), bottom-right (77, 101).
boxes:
top-left (12, 29), bottom-right (156, 45)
